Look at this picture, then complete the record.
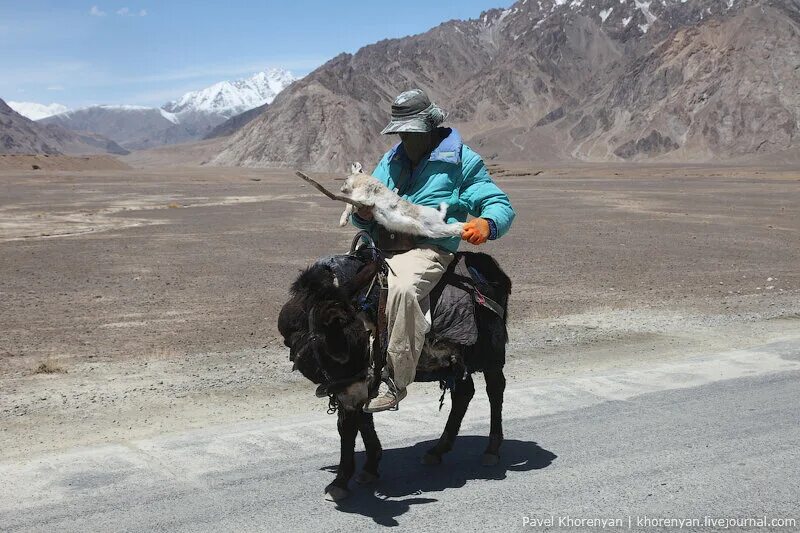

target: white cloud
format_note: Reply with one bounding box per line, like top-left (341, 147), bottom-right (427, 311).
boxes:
top-left (116, 7), bottom-right (147, 16)
top-left (89, 5), bottom-right (107, 16)
top-left (47, 85), bottom-right (65, 91)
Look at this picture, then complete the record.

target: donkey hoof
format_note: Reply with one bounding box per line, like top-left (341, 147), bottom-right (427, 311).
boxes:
top-left (355, 470), bottom-right (379, 485)
top-left (481, 453), bottom-right (500, 466)
top-left (421, 453), bottom-right (442, 465)
top-left (324, 484), bottom-right (350, 502)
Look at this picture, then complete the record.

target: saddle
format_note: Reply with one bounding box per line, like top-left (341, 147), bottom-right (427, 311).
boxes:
top-left (312, 232), bottom-right (509, 398)
top-left (316, 234), bottom-right (506, 347)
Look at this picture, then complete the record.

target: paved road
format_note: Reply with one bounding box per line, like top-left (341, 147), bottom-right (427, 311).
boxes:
top-left (2, 340), bottom-right (800, 532)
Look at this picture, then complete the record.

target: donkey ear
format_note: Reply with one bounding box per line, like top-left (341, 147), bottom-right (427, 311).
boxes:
top-left (288, 334), bottom-right (300, 361)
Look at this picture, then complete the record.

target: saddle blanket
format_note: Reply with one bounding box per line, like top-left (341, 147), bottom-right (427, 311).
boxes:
top-left (317, 251), bottom-right (503, 347)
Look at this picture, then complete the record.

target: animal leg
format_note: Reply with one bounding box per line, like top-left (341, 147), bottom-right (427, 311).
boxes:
top-left (355, 412), bottom-right (382, 484)
top-left (422, 375), bottom-right (475, 465)
top-left (339, 204), bottom-right (354, 227)
top-left (325, 409), bottom-right (360, 501)
top-left (482, 367), bottom-right (506, 466)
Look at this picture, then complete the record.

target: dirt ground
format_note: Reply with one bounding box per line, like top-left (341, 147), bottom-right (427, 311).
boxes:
top-left (1, 162), bottom-right (799, 460)
top-left (0, 154), bottom-right (131, 172)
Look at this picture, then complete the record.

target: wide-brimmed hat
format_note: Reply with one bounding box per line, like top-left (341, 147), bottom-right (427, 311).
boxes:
top-left (380, 89), bottom-right (447, 135)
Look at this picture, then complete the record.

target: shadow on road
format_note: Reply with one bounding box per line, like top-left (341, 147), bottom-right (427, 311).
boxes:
top-left (325, 436), bottom-right (557, 526)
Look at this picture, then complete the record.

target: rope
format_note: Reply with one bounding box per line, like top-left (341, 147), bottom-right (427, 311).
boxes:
top-left (438, 379), bottom-right (450, 411)
top-left (327, 394), bottom-right (339, 415)
top-left (358, 270), bottom-right (379, 313)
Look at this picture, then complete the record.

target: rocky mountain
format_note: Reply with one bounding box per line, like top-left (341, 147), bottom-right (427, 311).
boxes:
top-left (8, 101), bottom-right (69, 120)
top-left (163, 68), bottom-right (296, 118)
top-left (39, 124), bottom-right (130, 155)
top-left (39, 105), bottom-right (194, 151)
top-left (0, 98), bottom-right (128, 155)
top-left (203, 102), bottom-right (269, 139)
top-left (212, 0), bottom-right (800, 170)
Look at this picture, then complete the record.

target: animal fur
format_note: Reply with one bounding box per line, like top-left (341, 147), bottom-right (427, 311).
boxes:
top-left (277, 250), bottom-right (514, 499)
top-left (338, 162), bottom-right (463, 239)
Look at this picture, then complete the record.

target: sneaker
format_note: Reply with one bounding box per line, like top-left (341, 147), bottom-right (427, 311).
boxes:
top-left (363, 381), bottom-right (407, 413)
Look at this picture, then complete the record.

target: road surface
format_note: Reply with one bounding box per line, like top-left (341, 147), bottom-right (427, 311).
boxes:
top-left (2, 340), bottom-right (799, 532)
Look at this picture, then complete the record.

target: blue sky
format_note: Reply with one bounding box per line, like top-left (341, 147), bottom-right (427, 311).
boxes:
top-left (0, 0), bottom-right (514, 108)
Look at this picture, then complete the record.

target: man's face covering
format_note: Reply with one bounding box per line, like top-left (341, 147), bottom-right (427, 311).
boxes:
top-left (399, 132), bottom-right (435, 164)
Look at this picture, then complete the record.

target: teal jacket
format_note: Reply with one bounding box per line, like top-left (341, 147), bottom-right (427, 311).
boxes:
top-left (351, 128), bottom-right (515, 253)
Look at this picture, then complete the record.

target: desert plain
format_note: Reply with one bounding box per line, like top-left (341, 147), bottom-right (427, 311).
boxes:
top-left (1, 156), bottom-right (799, 460)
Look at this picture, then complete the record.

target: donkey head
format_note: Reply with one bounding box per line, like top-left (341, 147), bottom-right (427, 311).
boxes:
top-left (278, 260), bottom-right (379, 387)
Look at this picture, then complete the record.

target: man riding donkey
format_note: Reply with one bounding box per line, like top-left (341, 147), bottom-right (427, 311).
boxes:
top-left (352, 88), bottom-right (515, 413)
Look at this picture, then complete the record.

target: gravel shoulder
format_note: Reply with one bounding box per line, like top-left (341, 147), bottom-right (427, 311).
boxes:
top-left (1, 163), bottom-right (798, 460)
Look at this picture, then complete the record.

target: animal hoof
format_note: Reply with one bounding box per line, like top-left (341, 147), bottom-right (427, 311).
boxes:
top-left (421, 453), bottom-right (442, 465)
top-left (355, 470), bottom-right (379, 485)
top-left (324, 485), bottom-right (350, 502)
top-left (481, 453), bottom-right (500, 466)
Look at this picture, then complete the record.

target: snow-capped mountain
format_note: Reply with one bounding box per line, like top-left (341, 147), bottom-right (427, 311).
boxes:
top-left (30, 68), bottom-right (298, 151)
top-left (80, 104), bottom-right (179, 124)
top-left (8, 101), bottom-right (70, 121)
top-left (162, 68), bottom-right (297, 118)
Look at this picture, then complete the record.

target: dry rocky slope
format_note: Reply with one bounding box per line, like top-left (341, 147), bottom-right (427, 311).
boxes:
top-left (203, 102), bottom-right (269, 140)
top-left (0, 98), bottom-right (128, 156)
top-left (213, 0), bottom-right (800, 171)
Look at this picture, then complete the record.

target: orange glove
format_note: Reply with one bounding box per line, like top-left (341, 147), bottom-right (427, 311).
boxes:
top-left (461, 218), bottom-right (490, 245)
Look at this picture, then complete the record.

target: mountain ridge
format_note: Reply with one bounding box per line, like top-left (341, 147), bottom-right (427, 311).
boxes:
top-left (0, 97), bottom-right (128, 156)
top-left (212, 0), bottom-right (800, 171)
top-left (8, 102), bottom-right (69, 121)
top-left (35, 69), bottom-right (298, 151)
top-left (163, 68), bottom-right (296, 118)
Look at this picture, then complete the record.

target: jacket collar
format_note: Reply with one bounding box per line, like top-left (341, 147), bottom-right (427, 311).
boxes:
top-left (388, 127), bottom-right (463, 165)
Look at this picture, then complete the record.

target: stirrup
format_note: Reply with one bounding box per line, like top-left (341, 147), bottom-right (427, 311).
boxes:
top-left (368, 374), bottom-right (399, 398)
top-left (364, 376), bottom-right (405, 413)
top-left (384, 376), bottom-right (403, 411)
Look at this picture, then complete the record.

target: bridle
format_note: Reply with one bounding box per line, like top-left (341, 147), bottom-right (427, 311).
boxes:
top-left (307, 231), bottom-right (390, 412)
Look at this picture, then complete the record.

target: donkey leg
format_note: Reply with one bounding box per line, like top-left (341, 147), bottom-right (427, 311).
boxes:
top-left (482, 366), bottom-right (506, 466)
top-left (325, 409), bottom-right (360, 501)
top-left (422, 375), bottom-right (475, 465)
top-left (355, 412), bottom-right (382, 484)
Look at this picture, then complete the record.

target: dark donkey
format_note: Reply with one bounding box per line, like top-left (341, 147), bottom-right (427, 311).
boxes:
top-left (278, 234), bottom-right (512, 501)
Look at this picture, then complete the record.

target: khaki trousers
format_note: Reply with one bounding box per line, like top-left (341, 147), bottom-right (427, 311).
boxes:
top-left (384, 246), bottom-right (454, 389)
